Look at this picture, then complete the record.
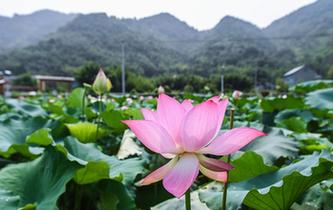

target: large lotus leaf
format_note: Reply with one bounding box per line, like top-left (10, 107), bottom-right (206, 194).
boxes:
top-left (44, 100), bottom-right (65, 116)
top-left (290, 80), bottom-right (333, 94)
top-left (0, 112), bottom-right (21, 122)
top-left (0, 117), bottom-right (49, 158)
top-left (243, 129), bottom-right (299, 164)
top-left (101, 110), bottom-right (127, 134)
top-left (63, 140), bottom-right (144, 210)
top-left (0, 125), bottom-right (32, 158)
top-left (228, 120), bottom-right (264, 131)
top-left (24, 132), bottom-right (143, 209)
top-left (26, 128), bottom-right (53, 146)
top-left (275, 109), bottom-right (314, 124)
top-left (62, 138), bottom-right (112, 184)
top-left (306, 88), bottom-right (333, 110)
top-left (292, 133), bottom-right (333, 152)
top-left (66, 122), bottom-right (107, 143)
top-left (229, 152), bottom-right (278, 182)
top-left (63, 137), bottom-right (145, 185)
top-left (199, 152), bottom-right (333, 210)
top-left (123, 108), bottom-right (143, 120)
top-left (276, 117), bottom-right (308, 133)
top-left (261, 96), bottom-right (304, 112)
top-left (66, 87), bottom-right (87, 110)
top-left (107, 155), bottom-right (146, 185)
top-left (25, 129), bottom-right (145, 186)
top-left (97, 180), bottom-right (136, 210)
top-left (0, 97), bottom-right (8, 114)
top-left (292, 182), bottom-right (333, 210)
top-left (0, 146), bottom-right (80, 210)
top-left (5, 99), bottom-right (46, 117)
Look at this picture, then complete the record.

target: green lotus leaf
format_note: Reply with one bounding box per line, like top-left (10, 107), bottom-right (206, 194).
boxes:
top-left (0, 146), bottom-right (80, 210)
top-left (306, 88), bottom-right (333, 110)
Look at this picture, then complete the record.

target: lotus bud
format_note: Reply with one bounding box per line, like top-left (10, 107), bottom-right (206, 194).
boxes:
top-left (92, 68), bottom-right (112, 95)
top-left (157, 85), bottom-right (165, 94)
top-left (232, 90), bottom-right (243, 99)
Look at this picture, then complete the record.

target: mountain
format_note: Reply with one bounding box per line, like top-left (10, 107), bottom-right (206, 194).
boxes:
top-left (136, 13), bottom-right (200, 54)
top-left (0, 13), bottom-right (186, 75)
top-left (138, 13), bottom-right (198, 41)
top-left (0, 9), bottom-right (77, 52)
top-left (0, 12), bottom-right (274, 76)
top-left (265, 0), bottom-right (333, 70)
top-left (265, 0), bottom-right (333, 38)
top-left (191, 16), bottom-right (277, 74)
top-left (1, 0), bottom-right (333, 78)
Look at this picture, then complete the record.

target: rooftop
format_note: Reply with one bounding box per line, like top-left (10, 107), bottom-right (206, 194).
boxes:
top-left (284, 65), bottom-right (305, 77)
top-left (35, 75), bottom-right (75, 82)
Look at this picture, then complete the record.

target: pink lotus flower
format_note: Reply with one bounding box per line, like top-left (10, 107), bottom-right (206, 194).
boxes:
top-left (123, 94), bottom-right (265, 198)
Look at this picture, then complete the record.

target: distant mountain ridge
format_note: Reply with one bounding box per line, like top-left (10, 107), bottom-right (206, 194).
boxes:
top-left (264, 0), bottom-right (333, 73)
top-left (138, 13), bottom-right (199, 40)
top-left (0, 0), bottom-right (332, 77)
top-left (0, 9), bottom-right (77, 52)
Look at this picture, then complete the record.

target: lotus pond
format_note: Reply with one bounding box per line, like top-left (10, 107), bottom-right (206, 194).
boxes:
top-left (0, 80), bottom-right (333, 210)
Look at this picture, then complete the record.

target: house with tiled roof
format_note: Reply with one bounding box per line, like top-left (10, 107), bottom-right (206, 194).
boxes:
top-left (283, 65), bottom-right (321, 86)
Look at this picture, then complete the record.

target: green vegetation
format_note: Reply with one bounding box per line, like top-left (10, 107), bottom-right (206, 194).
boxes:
top-left (0, 80), bottom-right (332, 209)
top-left (1, 0), bottom-right (333, 84)
top-left (73, 62), bottom-right (256, 93)
top-left (12, 72), bottom-right (36, 86)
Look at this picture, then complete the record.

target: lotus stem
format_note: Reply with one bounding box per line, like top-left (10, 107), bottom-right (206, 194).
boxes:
top-left (81, 88), bottom-right (86, 120)
top-left (73, 185), bottom-right (82, 210)
top-left (95, 94), bottom-right (102, 140)
top-left (185, 189), bottom-right (191, 210)
top-left (222, 108), bottom-right (235, 210)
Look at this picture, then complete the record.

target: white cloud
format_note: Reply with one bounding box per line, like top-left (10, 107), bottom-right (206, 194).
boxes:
top-left (0, 0), bottom-right (316, 30)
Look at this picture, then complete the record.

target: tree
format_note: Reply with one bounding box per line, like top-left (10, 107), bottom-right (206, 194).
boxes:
top-left (328, 65), bottom-right (333, 79)
top-left (74, 62), bottom-right (101, 85)
top-left (12, 73), bottom-right (36, 86)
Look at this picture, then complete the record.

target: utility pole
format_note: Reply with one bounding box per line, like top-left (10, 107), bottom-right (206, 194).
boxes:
top-left (221, 64), bottom-right (225, 93)
top-left (254, 68), bottom-right (258, 91)
top-left (121, 43), bottom-right (126, 95)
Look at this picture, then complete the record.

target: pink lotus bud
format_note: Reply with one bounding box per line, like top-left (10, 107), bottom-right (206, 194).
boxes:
top-left (121, 106), bottom-right (129, 110)
top-left (126, 98), bottom-right (133, 105)
top-left (232, 90), bottom-right (243, 99)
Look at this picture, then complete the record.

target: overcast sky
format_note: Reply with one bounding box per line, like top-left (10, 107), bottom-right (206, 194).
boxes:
top-left (0, 0), bottom-right (316, 30)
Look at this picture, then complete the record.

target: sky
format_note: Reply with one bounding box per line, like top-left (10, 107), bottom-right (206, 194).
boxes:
top-left (0, 0), bottom-right (316, 30)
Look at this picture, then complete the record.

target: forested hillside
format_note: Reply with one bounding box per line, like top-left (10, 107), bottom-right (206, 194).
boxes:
top-left (265, 0), bottom-right (333, 73)
top-left (0, 0), bottom-right (332, 81)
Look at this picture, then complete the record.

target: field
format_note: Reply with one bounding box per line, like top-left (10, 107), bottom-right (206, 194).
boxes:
top-left (0, 80), bottom-right (332, 210)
